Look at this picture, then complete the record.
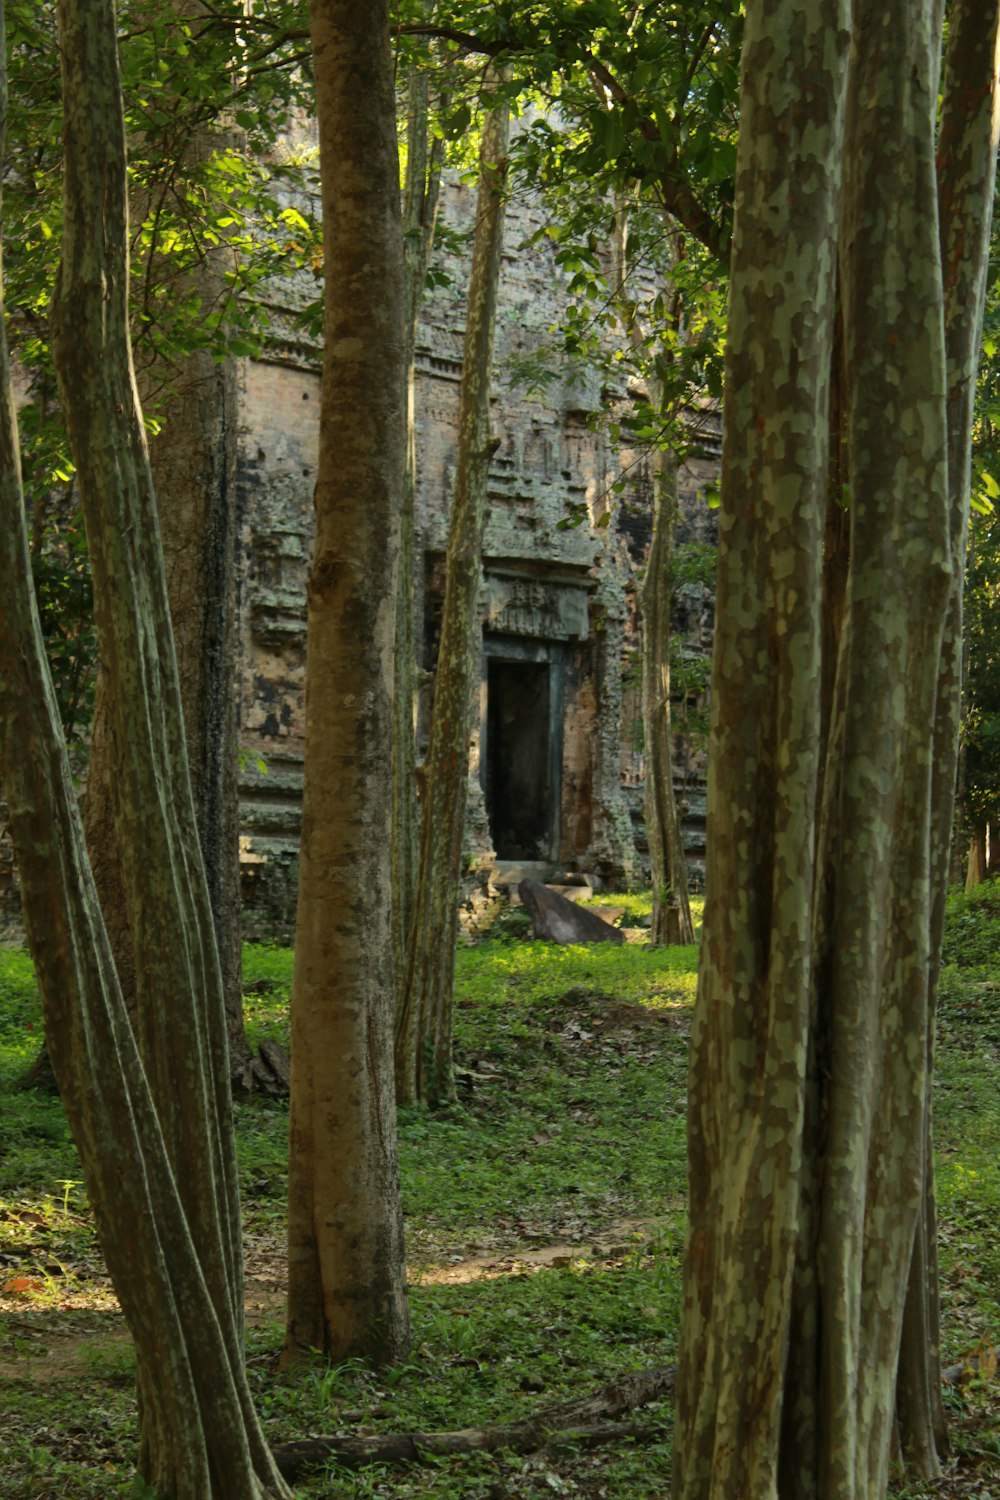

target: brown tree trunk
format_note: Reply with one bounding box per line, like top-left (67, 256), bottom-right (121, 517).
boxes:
top-left (392, 56), bottom-right (446, 1004)
top-left (642, 441), bottom-right (695, 947)
top-left (897, 0), bottom-right (1000, 1473)
top-left (395, 80), bottom-right (510, 1109)
top-left (283, 0), bottom-right (410, 1368)
top-left (0, 3), bottom-right (290, 1492)
top-left (82, 2), bottom-right (274, 1094)
top-left (610, 202), bottom-right (694, 944)
top-left (966, 823), bottom-right (989, 887)
top-left (798, 5), bottom-right (951, 1480)
top-left (137, 123), bottom-right (246, 1088)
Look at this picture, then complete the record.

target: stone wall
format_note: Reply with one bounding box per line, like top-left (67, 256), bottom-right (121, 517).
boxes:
top-left (0, 163), bottom-right (717, 948)
top-left (236, 166), bottom-right (717, 938)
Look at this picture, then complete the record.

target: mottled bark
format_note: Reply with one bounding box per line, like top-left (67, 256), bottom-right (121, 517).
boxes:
top-left (395, 82), bottom-right (510, 1110)
top-left (676, 4), bottom-right (996, 1491)
top-left (799, 7), bottom-right (950, 1491)
top-left (0, 3), bottom-right (289, 1493)
top-left (673, 0), bottom-right (847, 1492)
top-left (898, 0), bottom-right (1000, 1473)
top-left (283, 0), bottom-right (410, 1367)
top-left (392, 57), bottom-right (445, 1007)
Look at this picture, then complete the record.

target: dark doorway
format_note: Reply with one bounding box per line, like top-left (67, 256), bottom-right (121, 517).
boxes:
top-left (486, 659), bottom-right (552, 859)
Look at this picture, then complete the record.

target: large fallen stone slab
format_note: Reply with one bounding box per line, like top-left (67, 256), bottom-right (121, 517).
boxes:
top-left (518, 879), bottom-right (626, 945)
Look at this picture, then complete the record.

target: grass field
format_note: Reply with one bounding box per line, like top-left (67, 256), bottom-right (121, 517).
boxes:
top-left (1, 888), bottom-right (998, 1498)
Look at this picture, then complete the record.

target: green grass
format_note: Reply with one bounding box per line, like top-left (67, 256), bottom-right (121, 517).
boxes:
top-left (2, 887), bottom-right (1000, 1497)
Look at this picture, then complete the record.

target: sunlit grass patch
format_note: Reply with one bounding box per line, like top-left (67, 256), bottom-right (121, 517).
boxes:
top-left (242, 941), bottom-right (294, 1054)
top-left (0, 948), bottom-right (44, 1085)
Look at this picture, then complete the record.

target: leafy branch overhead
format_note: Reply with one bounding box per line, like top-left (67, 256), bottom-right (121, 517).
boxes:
top-left (393, 0), bottom-right (740, 260)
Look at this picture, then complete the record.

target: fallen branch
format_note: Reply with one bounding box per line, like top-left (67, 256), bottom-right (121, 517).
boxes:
top-left (271, 1364), bottom-right (675, 1481)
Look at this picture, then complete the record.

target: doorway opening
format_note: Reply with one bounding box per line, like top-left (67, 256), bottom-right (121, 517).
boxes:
top-left (486, 658), bottom-right (552, 859)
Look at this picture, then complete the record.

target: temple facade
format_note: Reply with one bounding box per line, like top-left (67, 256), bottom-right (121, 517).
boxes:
top-left (0, 167), bottom-right (717, 946)
top-left (234, 168), bottom-right (717, 939)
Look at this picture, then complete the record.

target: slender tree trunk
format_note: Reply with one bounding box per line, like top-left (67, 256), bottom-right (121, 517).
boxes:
top-left (283, 0), bottom-right (410, 1367)
top-left (642, 438), bottom-right (695, 946)
top-left (143, 279), bottom-right (250, 1088)
top-left (137, 110), bottom-right (246, 1089)
top-left (82, 3), bottom-right (273, 1093)
top-left (897, 1), bottom-right (1000, 1473)
top-left (672, 2), bottom-right (847, 1490)
top-left (0, 3), bottom-right (290, 1492)
top-left (394, 81), bottom-right (510, 1110)
top-left (392, 56), bottom-right (445, 1012)
top-left (610, 201), bottom-right (694, 944)
top-left (966, 823), bottom-right (989, 887)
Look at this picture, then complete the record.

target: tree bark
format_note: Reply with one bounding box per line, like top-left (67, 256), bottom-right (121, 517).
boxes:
top-left (642, 437), bottom-right (695, 947)
top-left (81, 0), bottom-right (282, 1095)
top-left (675, 1), bottom-right (974, 1494)
top-left (966, 824), bottom-right (988, 887)
top-left (395, 79), bottom-right (510, 1109)
top-left (0, 3), bottom-right (290, 1492)
top-left (675, 4), bottom-right (998, 1490)
top-left (798, 6), bottom-right (951, 1486)
top-left (392, 54), bottom-right (446, 1006)
top-left (283, 0), bottom-right (410, 1368)
top-left (673, 0), bottom-right (847, 1491)
top-left (610, 201), bottom-right (694, 945)
top-left (897, 0), bottom-right (1000, 1474)
top-left (138, 121), bottom-right (247, 1091)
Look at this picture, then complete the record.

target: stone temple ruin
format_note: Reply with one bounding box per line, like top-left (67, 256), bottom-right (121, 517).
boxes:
top-left (0, 167), bottom-right (717, 945)
top-left (235, 168), bottom-right (717, 941)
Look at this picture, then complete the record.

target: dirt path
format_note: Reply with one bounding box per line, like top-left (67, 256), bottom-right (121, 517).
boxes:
top-left (0, 1217), bottom-right (665, 1383)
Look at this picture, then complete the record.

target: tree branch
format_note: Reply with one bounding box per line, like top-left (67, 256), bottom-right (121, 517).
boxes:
top-left (271, 1365), bottom-right (676, 1481)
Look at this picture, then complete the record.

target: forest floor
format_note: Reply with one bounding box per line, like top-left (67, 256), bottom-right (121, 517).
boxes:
top-left (0, 888), bottom-right (998, 1498)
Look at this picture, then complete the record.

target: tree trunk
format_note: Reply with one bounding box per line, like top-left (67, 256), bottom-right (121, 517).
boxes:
top-left (672, 1), bottom-right (847, 1490)
top-left (798, 6), bottom-right (951, 1483)
top-left (82, 3), bottom-right (273, 1094)
top-left (610, 200), bottom-right (694, 944)
top-left (283, 0), bottom-right (410, 1368)
top-left (676, 3), bottom-right (999, 1489)
top-left (966, 823), bottom-right (989, 887)
top-left (0, 3), bottom-right (290, 1492)
top-left (392, 55), bottom-right (445, 1011)
top-left (642, 440), bottom-right (695, 946)
top-left (137, 116), bottom-right (246, 1090)
top-left (395, 80), bottom-right (510, 1110)
top-left (897, 0), bottom-right (1000, 1472)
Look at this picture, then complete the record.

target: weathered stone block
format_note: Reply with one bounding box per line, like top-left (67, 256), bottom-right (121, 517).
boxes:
top-left (518, 878), bottom-right (626, 946)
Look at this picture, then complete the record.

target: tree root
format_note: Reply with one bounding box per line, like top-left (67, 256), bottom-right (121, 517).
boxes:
top-left (230, 1037), bottom-right (290, 1097)
top-left (271, 1364), bottom-right (675, 1481)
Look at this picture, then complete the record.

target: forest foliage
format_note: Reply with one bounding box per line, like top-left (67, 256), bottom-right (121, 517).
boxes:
top-left (2, 1), bottom-right (1000, 1495)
